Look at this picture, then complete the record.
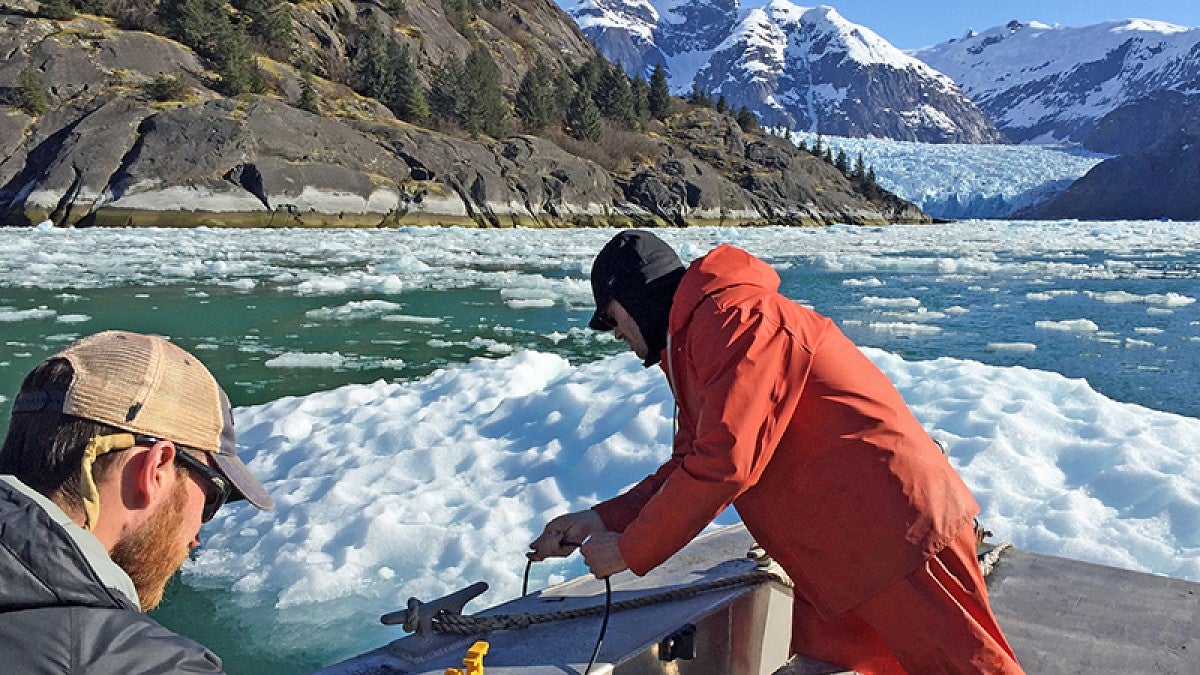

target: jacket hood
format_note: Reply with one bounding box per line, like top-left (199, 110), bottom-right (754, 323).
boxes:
top-left (589, 230), bottom-right (685, 367)
top-left (668, 244), bottom-right (782, 334)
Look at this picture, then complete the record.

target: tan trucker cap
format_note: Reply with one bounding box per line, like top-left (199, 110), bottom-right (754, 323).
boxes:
top-left (14, 331), bottom-right (273, 510)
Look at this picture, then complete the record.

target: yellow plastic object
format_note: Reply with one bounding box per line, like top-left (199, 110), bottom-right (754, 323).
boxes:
top-left (444, 640), bottom-right (489, 675)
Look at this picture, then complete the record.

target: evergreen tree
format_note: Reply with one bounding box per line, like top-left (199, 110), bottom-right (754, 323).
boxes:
top-left (629, 74), bottom-right (648, 119)
top-left (834, 148), bottom-right (848, 172)
top-left (299, 70), bottom-right (320, 115)
top-left (382, 0), bottom-right (405, 18)
top-left (158, 0), bottom-right (226, 55)
top-left (443, 0), bottom-right (473, 39)
top-left (565, 85), bottom-right (602, 142)
top-left (157, 0), bottom-right (261, 95)
top-left (110, 0), bottom-right (158, 31)
top-left (853, 152), bottom-right (866, 181)
top-left (38, 0), bottom-right (76, 20)
top-left (17, 64), bottom-right (50, 116)
top-left (573, 55), bottom-right (607, 95)
top-left (460, 43), bottom-right (508, 137)
top-left (428, 54), bottom-right (464, 123)
top-left (515, 58), bottom-right (557, 132)
top-left (715, 93), bottom-right (727, 113)
top-left (144, 74), bottom-right (188, 102)
top-left (553, 65), bottom-right (577, 111)
top-left (687, 86), bottom-right (713, 107)
top-left (353, 22), bottom-right (393, 101)
top-left (735, 105), bottom-right (759, 133)
top-left (211, 24), bottom-right (263, 95)
top-left (233, 0), bottom-right (294, 53)
top-left (812, 134), bottom-right (824, 158)
top-left (648, 63), bottom-right (670, 120)
top-left (594, 64), bottom-right (635, 129)
top-left (387, 43), bottom-right (429, 124)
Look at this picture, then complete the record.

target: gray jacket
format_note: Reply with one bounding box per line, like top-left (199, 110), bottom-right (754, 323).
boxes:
top-left (0, 476), bottom-right (224, 673)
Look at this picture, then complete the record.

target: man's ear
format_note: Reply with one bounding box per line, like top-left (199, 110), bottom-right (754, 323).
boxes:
top-left (126, 440), bottom-right (178, 509)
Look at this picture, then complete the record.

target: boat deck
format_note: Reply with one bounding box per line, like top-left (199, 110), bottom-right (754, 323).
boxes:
top-left (321, 525), bottom-right (1200, 674)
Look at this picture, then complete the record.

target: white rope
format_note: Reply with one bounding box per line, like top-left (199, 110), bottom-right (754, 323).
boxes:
top-left (979, 541), bottom-right (1014, 577)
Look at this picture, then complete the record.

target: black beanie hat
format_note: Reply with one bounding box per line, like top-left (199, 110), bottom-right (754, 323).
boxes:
top-left (589, 230), bottom-right (685, 366)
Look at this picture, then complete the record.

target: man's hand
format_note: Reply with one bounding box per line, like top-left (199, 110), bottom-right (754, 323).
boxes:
top-left (581, 531), bottom-right (628, 578)
top-left (527, 509), bottom-right (605, 561)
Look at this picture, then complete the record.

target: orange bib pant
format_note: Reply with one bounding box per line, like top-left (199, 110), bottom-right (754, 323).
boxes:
top-left (791, 524), bottom-right (1024, 674)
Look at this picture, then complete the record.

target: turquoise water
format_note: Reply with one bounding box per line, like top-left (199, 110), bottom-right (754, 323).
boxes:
top-left (2, 225), bottom-right (1199, 672)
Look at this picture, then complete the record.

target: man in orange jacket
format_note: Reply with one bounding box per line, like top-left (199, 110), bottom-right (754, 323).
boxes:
top-left (529, 230), bottom-right (1022, 674)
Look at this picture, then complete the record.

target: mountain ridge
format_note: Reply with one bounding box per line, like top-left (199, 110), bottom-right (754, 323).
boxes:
top-left (560, 0), bottom-right (1006, 143)
top-left (915, 18), bottom-right (1200, 144)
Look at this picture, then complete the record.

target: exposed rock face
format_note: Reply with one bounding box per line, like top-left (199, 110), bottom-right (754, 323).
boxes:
top-left (289, 0), bottom-right (597, 89)
top-left (1019, 133), bottom-right (1200, 220)
top-left (1082, 90), bottom-right (1200, 156)
top-left (0, 11), bottom-right (929, 228)
top-left (1019, 92), bottom-right (1200, 220)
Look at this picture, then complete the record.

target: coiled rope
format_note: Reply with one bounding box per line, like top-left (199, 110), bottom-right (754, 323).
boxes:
top-left (434, 568), bottom-right (788, 636)
top-left (979, 541), bottom-right (1014, 578)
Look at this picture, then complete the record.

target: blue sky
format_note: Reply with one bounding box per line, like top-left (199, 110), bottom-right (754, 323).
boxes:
top-left (794, 1), bottom-right (1200, 50)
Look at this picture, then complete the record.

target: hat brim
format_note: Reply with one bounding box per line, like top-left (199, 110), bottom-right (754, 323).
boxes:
top-left (212, 452), bottom-right (275, 510)
top-left (589, 308), bottom-right (614, 331)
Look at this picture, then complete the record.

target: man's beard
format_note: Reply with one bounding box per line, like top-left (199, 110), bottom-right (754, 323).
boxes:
top-left (110, 479), bottom-right (191, 612)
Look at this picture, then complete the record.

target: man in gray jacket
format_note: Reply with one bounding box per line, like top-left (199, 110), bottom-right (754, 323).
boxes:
top-left (0, 331), bottom-right (274, 672)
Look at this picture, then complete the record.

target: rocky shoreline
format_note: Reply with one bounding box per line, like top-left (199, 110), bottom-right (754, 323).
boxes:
top-left (1, 12), bottom-right (929, 229)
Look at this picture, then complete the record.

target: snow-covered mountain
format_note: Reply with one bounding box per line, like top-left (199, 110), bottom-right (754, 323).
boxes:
top-left (560, 0), bottom-right (1006, 143)
top-left (916, 19), bottom-right (1200, 144)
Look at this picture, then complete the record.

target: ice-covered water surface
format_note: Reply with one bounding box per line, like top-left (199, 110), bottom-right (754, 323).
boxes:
top-left (5, 220), bottom-right (1198, 292)
top-left (185, 348), bottom-right (1200, 668)
top-left (3, 223), bottom-right (1200, 670)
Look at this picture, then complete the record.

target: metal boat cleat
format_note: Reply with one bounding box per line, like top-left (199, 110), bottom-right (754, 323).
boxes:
top-left (381, 581), bottom-right (490, 661)
top-left (382, 581), bottom-right (490, 636)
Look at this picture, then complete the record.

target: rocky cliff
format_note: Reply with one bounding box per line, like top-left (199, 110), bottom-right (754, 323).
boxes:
top-left (0, 6), bottom-right (928, 228)
top-left (1019, 91), bottom-right (1200, 220)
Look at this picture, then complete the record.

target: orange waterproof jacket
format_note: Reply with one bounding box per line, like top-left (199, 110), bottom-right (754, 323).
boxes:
top-left (592, 244), bottom-right (979, 617)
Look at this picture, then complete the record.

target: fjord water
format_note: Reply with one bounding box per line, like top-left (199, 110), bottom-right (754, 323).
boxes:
top-left (2, 223), bottom-right (1200, 673)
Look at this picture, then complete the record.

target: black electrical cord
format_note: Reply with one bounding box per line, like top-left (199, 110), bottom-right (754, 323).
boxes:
top-left (583, 577), bottom-right (611, 675)
top-left (523, 540), bottom-right (612, 675)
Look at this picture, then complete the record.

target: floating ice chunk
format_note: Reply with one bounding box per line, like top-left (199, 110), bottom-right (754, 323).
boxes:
top-left (1036, 319), bottom-right (1099, 332)
top-left (988, 342), bottom-right (1037, 351)
top-left (0, 306), bottom-right (55, 322)
top-left (306, 300), bottom-right (403, 321)
top-left (861, 296), bottom-right (922, 308)
top-left (265, 352), bottom-right (349, 369)
top-left (55, 314), bottom-right (90, 324)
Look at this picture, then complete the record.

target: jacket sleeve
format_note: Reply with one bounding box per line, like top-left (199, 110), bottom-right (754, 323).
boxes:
top-left (592, 389), bottom-right (698, 532)
top-left (79, 608), bottom-right (227, 673)
top-left (616, 298), bottom-right (812, 575)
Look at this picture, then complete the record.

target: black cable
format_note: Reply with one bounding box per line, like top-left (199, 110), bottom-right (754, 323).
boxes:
top-left (523, 540), bottom-right (609, 674)
top-left (524, 540), bottom-right (580, 598)
top-left (583, 576), bottom-right (611, 675)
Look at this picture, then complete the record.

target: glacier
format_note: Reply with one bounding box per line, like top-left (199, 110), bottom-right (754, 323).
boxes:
top-left (788, 131), bottom-right (1112, 219)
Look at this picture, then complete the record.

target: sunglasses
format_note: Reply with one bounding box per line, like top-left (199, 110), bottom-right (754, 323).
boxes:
top-left (594, 301), bottom-right (617, 331)
top-left (135, 435), bottom-right (231, 522)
